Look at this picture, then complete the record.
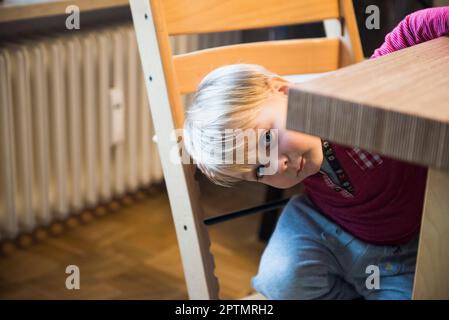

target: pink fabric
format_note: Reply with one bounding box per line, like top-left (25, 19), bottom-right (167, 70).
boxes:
top-left (302, 7), bottom-right (449, 245)
top-left (371, 7), bottom-right (449, 58)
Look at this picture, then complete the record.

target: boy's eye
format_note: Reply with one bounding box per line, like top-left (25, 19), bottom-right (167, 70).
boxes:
top-left (260, 130), bottom-right (273, 149)
top-left (265, 131), bottom-right (271, 144)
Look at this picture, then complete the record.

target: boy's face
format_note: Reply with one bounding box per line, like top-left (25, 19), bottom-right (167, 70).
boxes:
top-left (241, 78), bottom-right (324, 189)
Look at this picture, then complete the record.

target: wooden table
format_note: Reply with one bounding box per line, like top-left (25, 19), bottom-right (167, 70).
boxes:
top-left (286, 37), bottom-right (449, 299)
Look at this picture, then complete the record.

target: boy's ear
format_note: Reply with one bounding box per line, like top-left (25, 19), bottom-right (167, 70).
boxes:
top-left (270, 77), bottom-right (291, 95)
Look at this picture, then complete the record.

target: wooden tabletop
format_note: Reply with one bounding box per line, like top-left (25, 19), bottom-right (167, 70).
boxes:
top-left (287, 37), bottom-right (449, 170)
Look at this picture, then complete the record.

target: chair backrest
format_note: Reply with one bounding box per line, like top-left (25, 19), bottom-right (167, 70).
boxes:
top-left (150, 0), bottom-right (363, 128)
top-left (130, 0), bottom-right (363, 299)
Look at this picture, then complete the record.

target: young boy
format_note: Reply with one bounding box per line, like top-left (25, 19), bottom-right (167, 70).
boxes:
top-left (183, 7), bottom-right (449, 299)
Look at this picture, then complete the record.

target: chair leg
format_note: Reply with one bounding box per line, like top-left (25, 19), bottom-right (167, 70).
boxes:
top-left (258, 186), bottom-right (283, 242)
top-left (130, 0), bottom-right (219, 299)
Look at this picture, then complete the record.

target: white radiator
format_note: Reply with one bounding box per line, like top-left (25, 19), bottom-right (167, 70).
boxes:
top-left (0, 21), bottom-right (241, 240)
top-left (0, 24), bottom-right (165, 240)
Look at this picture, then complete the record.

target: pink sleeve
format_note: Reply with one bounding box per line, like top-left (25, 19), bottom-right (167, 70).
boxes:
top-left (371, 7), bottom-right (449, 58)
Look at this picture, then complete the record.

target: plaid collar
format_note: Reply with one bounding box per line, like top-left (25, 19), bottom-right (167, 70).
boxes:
top-left (346, 147), bottom-right (383, 170)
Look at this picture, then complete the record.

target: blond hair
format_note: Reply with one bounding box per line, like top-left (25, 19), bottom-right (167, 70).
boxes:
top-left (183, 63), bottom-right (277, 187)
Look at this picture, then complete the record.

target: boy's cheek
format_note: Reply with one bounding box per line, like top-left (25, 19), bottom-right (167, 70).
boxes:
top-left (279, 134), bottom-right (309, 158)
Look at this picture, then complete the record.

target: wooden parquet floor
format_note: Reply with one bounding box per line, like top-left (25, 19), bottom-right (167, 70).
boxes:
top-left (0, 177), bottom-right (301, 299)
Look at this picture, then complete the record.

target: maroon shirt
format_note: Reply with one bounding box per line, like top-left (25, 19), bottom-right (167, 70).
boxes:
top-left (303, 144), bottom-right (427, 245)
top-left (302, 7), bottom-right (449, 245)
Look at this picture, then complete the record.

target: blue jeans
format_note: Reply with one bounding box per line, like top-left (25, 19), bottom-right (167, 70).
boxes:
top-left (252, 194), bottom-right (419, 300)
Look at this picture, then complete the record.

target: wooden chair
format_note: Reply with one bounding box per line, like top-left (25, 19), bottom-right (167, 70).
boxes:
top-left (129, 0), bottom-right (363, 299)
